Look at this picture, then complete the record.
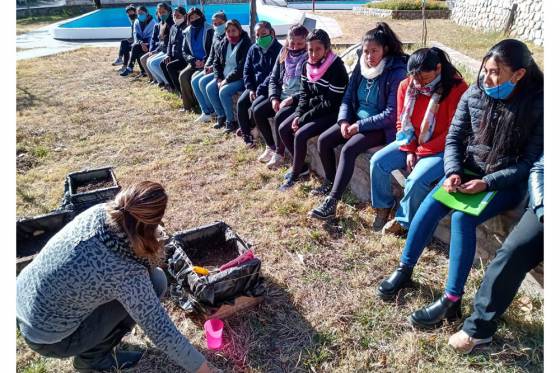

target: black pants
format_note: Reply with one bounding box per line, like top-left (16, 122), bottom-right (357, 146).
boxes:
top-left (279, 113), bottom-right (338, 178)
top-left (237, 89), bottom-right (257, 133)
top-left (462, 208), bottom-right (543, 339)
top-left (161, 59), bottom-right (188, 92)
top-left (128, 43), bottom-right (146, 72)
top-left (318, 124), bottom-right (385, 200)
top-left (253, 98), bottom-right (295, 155)
top-left (119, 39), bottom-right (132, 65)
top-left (19, 268), bottom-right (167, 367)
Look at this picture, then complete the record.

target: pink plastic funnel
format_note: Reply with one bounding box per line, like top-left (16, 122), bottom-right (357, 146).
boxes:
top-left (204, 319), bottom-right (224, 350)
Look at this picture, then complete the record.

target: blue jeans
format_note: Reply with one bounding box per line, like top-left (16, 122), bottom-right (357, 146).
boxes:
top-left (370, 141), bottom-right (444, 228)
top-left (146, 52), bottom-right (168, 85)
top-left (191, 71), bottom-right (215, 115)
top-left (206, 78), bottom-right (244, 122)
top-left (400, 178), bottom-right (525, 297)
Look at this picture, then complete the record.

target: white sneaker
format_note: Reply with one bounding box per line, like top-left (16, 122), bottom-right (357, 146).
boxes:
top-left (448, 330), bottom-right (492, 354)
top-left (266, 152), bottom-right (285, 170)
top-left (194, 113), bottom-right (213, 123)
top-left (258, 147), bottom-right (275, 163)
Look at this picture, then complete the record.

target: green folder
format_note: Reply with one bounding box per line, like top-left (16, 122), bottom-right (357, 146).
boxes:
top-left (432, 183), bottom-right (497, 217)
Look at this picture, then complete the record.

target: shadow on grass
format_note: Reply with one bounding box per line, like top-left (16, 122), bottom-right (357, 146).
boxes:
top-left (17, 85), bottom-right (59, 112)
top-left (126, 277), bottom-right (322, 372)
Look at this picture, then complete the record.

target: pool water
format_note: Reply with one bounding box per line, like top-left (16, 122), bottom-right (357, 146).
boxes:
top-left (59, 4), bottom-right (283, 29)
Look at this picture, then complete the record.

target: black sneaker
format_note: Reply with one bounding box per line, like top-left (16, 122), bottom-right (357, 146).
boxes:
top-left (119, 67), bottom-right (132, 76)
top-left (223, 121), bottom-right (239, 134)
top-left (243, 134), bottom-right (255, 148)
top-left (377, 264), bottom-right (413, 300)
top-left (310, 180), bottom-right (333, 196)
top-left (213, 116), bottom-right (226, 129)
top-left (73, 350), bottom-right (144, 373)
top-left (284, 163), bottom-right (310, 180)
top-left (409, 296), bottom-right (462, 329)
top-left (279, 177), bottom-right (297, 192)
top-left (309, 196), bottom-right (338, 220)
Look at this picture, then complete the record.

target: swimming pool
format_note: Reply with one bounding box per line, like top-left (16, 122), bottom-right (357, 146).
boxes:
top-left (53, 1), bottom-right (304, 40)
top-left (287, 0), bottom-right (370, 10)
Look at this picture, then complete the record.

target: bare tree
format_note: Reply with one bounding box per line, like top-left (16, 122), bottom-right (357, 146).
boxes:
top-left (250, 0), bottom-right (257, 42)
top-left (421, 0), bottom-right (427, 47)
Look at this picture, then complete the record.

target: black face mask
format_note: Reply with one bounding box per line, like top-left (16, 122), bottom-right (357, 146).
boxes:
top-left (190, 18), bottom-right (203, 28)
top-left (128, 14), bottom-right (137, 21)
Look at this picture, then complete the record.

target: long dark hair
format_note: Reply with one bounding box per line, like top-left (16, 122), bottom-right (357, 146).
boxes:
top-left (362, 22), bottom-right (405, 57)
top-left (474, 39), bottom-right (543, 173)
top-left (306, 28), bottom-right (331, 50)
top-left (407, 47), bottom-right (462, 101)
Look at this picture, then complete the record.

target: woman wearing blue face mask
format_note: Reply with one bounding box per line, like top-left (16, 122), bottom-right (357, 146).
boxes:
top-left (121, 6), bottom-right (156, 77)
top-left (144, 3), bottom-right (174, 85)
top-left (191, 12), bottom-right (228, 123)
top-left (376, 39), bottom-right (543, 330)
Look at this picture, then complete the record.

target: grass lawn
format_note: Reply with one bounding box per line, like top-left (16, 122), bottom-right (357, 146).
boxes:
top-left (323, 11), bottom-right (544, 70)
top-left (15, 46), bottom-right (543, 372)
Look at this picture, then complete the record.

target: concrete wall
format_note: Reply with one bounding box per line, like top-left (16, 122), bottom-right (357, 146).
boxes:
top-left (450, 0), bottom-right (543, 46)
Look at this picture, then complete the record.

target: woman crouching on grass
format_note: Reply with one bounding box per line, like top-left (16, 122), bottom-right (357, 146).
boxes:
top-left (278, 29), bottom-right (349, 191)
top-left (308, 23), bottom-right (408, 220)
top-left (16, 181), bottom-right (219, 373)
top-left (376, 39), bottom-right (543, 329)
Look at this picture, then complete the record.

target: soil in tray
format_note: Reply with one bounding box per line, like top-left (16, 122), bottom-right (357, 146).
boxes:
top-left (75, 180), bottom-right (115, 194)
top-left (187, 244), bottom-right (241, 268)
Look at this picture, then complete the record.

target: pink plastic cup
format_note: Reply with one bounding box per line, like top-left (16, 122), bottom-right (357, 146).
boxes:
top-left (204, 319), bottom-right (224, 350)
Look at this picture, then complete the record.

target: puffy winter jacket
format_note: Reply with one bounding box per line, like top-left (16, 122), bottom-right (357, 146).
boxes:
top-left (150, 17), bottom-right (174, 53)
top-left (528, 154), bottom-right (544, 222)
top-left (444, 84), bottom-right (543, 191)
top-left (338, 53), bottom-right (407, 140)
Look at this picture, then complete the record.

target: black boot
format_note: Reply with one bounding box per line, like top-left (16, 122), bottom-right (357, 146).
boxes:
top-left (310, 180), bottom-right (333, 197)
top-left (377, 264), bottom-right (413, 300)
top-left (309, 196), bottom-right (338, 220)
top-left (409, 295), bottom-right (462, 329)
top-left (223, 120), bottom-right (239, 134)
top-left (213, 116), bottom-right (226, 129)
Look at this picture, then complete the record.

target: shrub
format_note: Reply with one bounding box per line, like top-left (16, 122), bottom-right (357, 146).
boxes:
top-left (366, 0), bottom-right (448, 10)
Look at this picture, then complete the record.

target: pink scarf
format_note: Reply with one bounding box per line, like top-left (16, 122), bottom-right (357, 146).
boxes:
top-left (306, 51), bottom-right (337, 83)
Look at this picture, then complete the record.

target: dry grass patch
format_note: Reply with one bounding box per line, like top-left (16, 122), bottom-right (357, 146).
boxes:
top-left (16, 47), bottom-right (542, 372)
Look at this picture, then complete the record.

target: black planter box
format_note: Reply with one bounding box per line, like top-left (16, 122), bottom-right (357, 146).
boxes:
top-left (16, 209), bottom-right (74, 274)
top-left (165, 221), bottom-right (265, 319)
top-left (61, 166), bottom-right (120, 214)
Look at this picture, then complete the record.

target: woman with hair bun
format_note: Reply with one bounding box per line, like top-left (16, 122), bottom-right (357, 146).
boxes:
top-left (16, 181), bottom-right (219, 373)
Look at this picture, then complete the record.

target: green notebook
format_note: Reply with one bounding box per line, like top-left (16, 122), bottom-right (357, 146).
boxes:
top-left (432, 174), bottom-right (496, 216)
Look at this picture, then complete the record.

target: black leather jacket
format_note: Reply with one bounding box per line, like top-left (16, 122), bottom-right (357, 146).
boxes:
top-left (528, 154), bottom-right (544, 222)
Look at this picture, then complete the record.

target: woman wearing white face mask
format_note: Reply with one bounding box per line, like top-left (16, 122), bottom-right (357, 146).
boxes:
top-left (160, 6), bottom-right (189, 93)
top-left (369, 47), bottom-right (468, 236)
top-left (376, 39), bottom-right (543, 331)
top-left (308, 23), bottom-right (407, 220)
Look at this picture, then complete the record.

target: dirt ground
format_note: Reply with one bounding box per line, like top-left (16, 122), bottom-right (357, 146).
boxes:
top-left (16, 19), bottom-right (543, 372)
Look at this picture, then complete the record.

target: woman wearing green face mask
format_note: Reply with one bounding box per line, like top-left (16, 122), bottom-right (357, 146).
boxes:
top-left (235, 21), bottom-right (283, 146)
